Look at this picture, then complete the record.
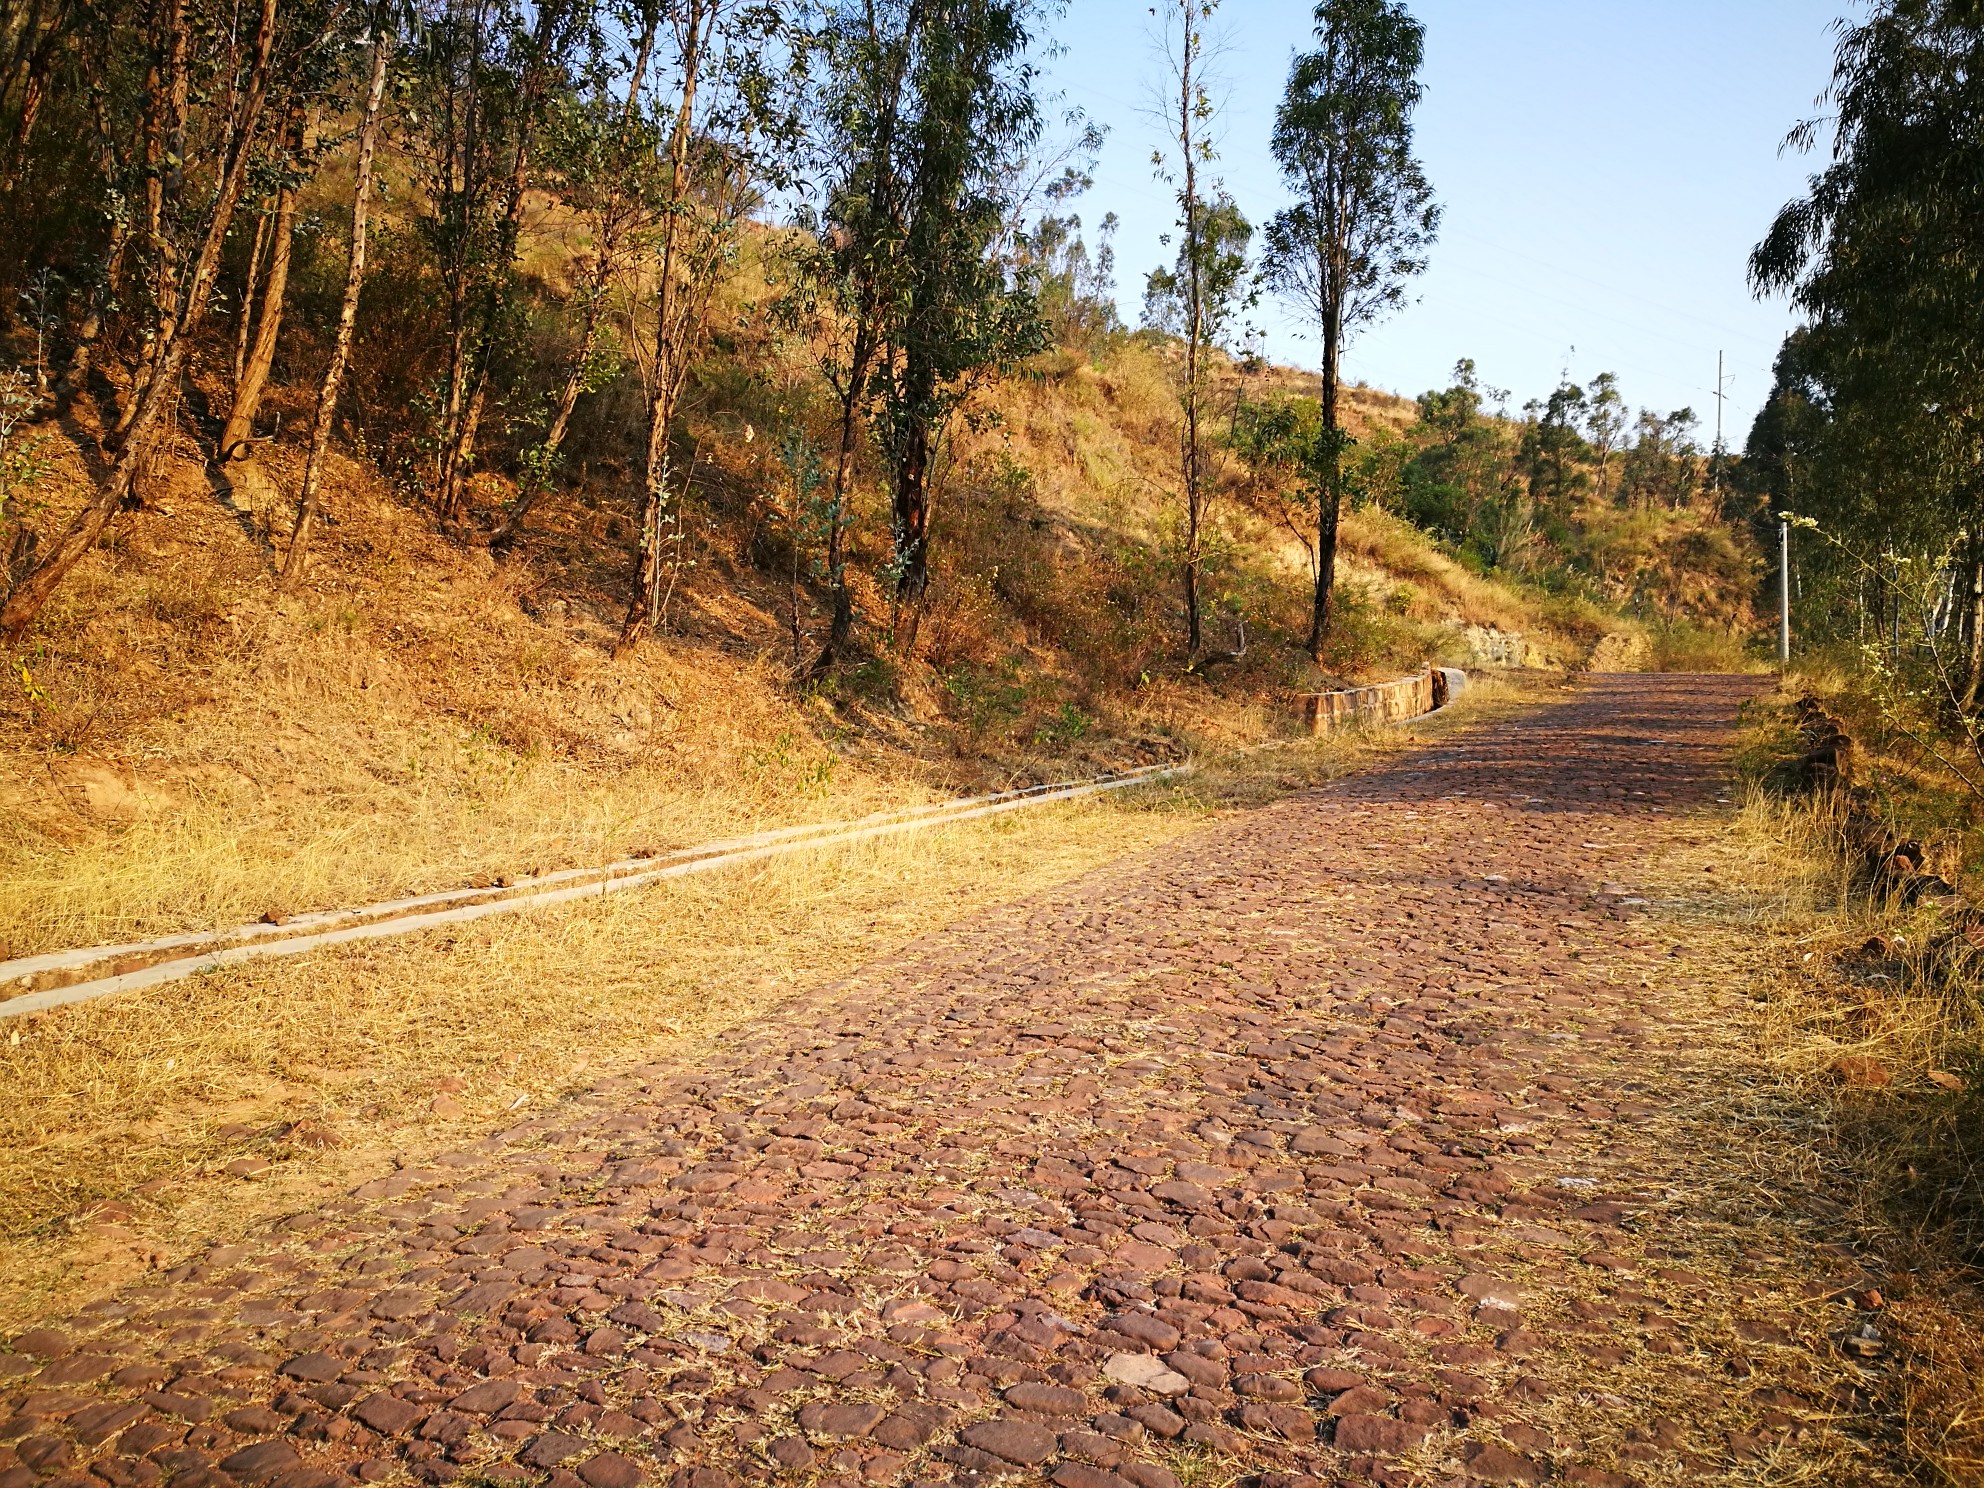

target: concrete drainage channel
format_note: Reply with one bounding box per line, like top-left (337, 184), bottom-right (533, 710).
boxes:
top-left (0, 762), bottom-right (1191, 1021)
top-left (3, 667), bottom-right (1471, 1021)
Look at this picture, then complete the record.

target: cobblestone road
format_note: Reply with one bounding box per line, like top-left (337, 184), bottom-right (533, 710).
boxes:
top-left (2, 676), bottom-right (1894, 1488)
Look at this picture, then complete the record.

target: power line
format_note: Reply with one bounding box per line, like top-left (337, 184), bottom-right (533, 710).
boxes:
top-left (1054, 73), bottom-right (1793, 359)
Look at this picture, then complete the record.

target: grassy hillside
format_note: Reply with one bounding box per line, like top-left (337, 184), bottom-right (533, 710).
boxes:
top-left (0, 291), bottom-right (1665, 964)
top-left (0, 369), bottom-right (1531, 956)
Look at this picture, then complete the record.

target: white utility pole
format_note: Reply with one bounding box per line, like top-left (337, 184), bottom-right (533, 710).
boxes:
top-left (1714, 352), bottom-right (1725, 447)
top-left (1710, 351), bottom-right (1730, 507)
top-left (1780, 517), bottom-right (1792, 665)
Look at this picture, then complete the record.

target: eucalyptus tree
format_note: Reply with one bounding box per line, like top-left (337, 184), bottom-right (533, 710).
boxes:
top-left (1261, 0), bottom-right (1436, 655)
top-left (878, 0), bottom-right (1046, 647)
top-left (1751, 0), bottom-right (1984, 704)
top-left (1024, 208), bottom-right (1122, 352)
top-left (284, 4), bottom-right (400, 584)
top-left (220, 0), bottom-right (369, 466)
top-left (1617, 408), bottom-right (1701, 512)
top-left (1521, 377), bottom-right (1589, 517)
top-left (617, 0), bottom-right (795, 651)
top-left (1141, 189), bottom-right (1251, 656)
top-left (39, 0), bottom-right (152, 402)
top-left (0, 0), bottom-right (80, 196)
top-left (404, 0), bottom-right (590, 528)
top-left (774, 0), bottom-right (914, 663)
top-left (1, 0), bottom-right (285, 646)
top-left (220, 104), bottom-right (310, 464)
top-left (491, 1), bottom-right (664, 555)
top-left (1583, 370), bottom-right (1625, 500)
top-left (447, 0), bottom-right (592, 527)
top-left (793, 0), bottom-right (1048, 658)
top-left (1145, 0), bottom-right (1232, 658)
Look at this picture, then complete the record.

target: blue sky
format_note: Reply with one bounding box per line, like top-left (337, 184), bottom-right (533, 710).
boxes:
top-left (1039, 0), bottom-right (1857, 442)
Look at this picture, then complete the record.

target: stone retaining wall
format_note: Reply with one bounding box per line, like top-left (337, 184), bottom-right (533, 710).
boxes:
top-left (1301, 667), bottom-right (1463, 734)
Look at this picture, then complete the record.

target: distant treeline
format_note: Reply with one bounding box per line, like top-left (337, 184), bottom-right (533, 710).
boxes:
top-left (1234, 358), bottom-right (1758, 629)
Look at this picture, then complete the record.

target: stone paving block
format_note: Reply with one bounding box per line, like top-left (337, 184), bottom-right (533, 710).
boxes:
top-left (0, 679), bottom-right (1906, 1485)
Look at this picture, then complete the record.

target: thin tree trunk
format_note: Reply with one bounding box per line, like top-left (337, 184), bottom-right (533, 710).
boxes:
top-left (433, 1), bottom-right (483, 521)
top-left (818, 321), bottom-right (875, 662)
top-left (119, 0), bottom-right (192, 440)
top-left (1177, 13), bottom-right (1203, 660)
top-left (440, 0), bottom-right (568, 528)
top-left (821, 395), bottom-right (860, 654)
top-left (816, 12), bottom-right (914, 668)
top-left (437, 291), bottom-right (472, 515)
top-left (441, 376), bottom-right (487, 522)
top-left (0, 0), bottom-right (276, 646)
top-left (890, 394), bottom-right (932, 647)
top-left (221, 116), bottom-right (304, 461)
top-left (1963, 551), bottom-right (1984, 714)
top-left (1309, 310), bottom-right (1342, 658)
top-left (233, 209), bottom-right (270, 387)
top-left (619, 1), bottom-right (711, 654)
top-left (283, 29), bottom-right (389, 587)
top-left (1, 16), bottom-right (66, 193)
top-left (491, 13), bottom-right (656, 555)
top-left (1181, 358), bottom-right (1202, 657)
top-left (0, 0), bottom-right (51, 114)
top-left (620, 345), bottom-right (682, 650)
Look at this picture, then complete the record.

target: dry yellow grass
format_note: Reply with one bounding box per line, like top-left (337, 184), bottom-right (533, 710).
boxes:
top-left (1337, 507), bottom-right (1540, 637)
top-left (970, 351), bottom-right (1603, 681)
top-left (1664, 692), bottom-right (1984, 1483)
top-left (0, 681), bottom-right (1533, 1332)
top-left (0, 447), bottom-right (991, 958)
top-left (0, 395), bottom-right (1546, 964)
top-left (1, 635), bottom-right (936, 957)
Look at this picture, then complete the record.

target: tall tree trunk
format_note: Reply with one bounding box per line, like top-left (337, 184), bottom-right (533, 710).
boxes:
top-left (816, 9), bottom-right (915, 668)
top-left (0, 0), bottom-right (52, 117)
top-left (220, 114), bottom-right (304, 461)
top-left (440, 375), bottom-right (487, 523)
top-left (818, 320), bottom-right (876, 663)
top-left (432, 1), bottom-right (484, 522)
top-left (1181, 382), bottom-right (1202, 656)
top-left (1176, 17), bottom-right (1203, 660)
top-left (436, 286), bottom-right (473, 516)
top-left (491, 12), bottom-right (657, 556)
top-left (439, 0), bottom-right (568, 528)
top-left (1963, 550), bottom-right (1984, 714)
top-left (1309, 310), bottom-right (1342, 659)
top-left (233, 209), bottom-right (270, 386)
top-left (809, 0), bottom-right (922, 667)
top-left (118, 0), bottom-right (192, 440)
top-left (1, 8), bottom-right (67, 194)
top-left (283, 29), bottom-right (389, 587)
top-left (0, 0), bottom-right (276, 647)
top-left (890, 391), bottom-right (932, 648)
top-left (620, 329), bottom-right (683, 649)
top-left (619, 1), bottom-right (711, 654)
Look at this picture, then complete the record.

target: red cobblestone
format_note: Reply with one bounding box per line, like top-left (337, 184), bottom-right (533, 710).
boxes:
top-left (0, 678), bottom-right (1908, 1484)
